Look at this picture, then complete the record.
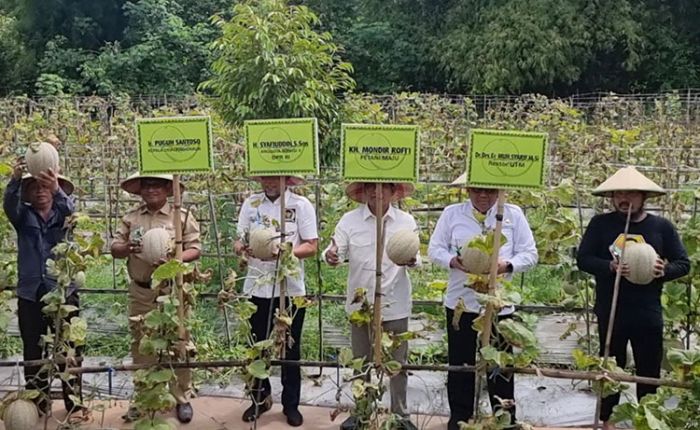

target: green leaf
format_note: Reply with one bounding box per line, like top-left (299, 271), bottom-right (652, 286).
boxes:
top-left (246, 359), bottom-right (269, 379)
top-left (383, 360), bottom-right (402, 376)
top-left (148, 369), bottom-right (175, 384)
top-left (152, 260), bottom-right (189, 282)
top-left (338, 348), bottom-right (353, 367)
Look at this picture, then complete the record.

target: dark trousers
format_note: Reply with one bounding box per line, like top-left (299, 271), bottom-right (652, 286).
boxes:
top-left (18, 292), bottom-right (83, 412)
top-left (445, 308), bottom-right (516, 430)
top-left (249, 296), bottom-right (306, 411)
top-left (597, 316), bottom-right (663, 421)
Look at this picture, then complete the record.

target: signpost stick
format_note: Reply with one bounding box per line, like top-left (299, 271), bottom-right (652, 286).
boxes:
top-left (279, 175), bottom-right (288, 359)
top-left (480, 190), bottom-right (506, 346)
top-left (372, 186), bottom-right (384, 365)
top-left (172, 175), bottom-right (187, 345)
top-left (473, 190), bottom-right (506, 418)
top-left (593, 205), bottom-right (633, 430)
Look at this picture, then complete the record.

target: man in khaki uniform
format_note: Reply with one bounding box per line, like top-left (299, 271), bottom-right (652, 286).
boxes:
top-left (111, 173), bottom-right (201, 423)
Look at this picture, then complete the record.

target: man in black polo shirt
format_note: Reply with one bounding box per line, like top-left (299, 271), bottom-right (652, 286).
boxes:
top-left (577, 166), bottom-right (690, 430)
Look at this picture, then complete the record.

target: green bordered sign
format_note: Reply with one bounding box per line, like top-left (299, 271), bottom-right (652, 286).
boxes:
top-left (341, 124), bottom-right (419, 182)
top-left (466, 129), bottom-right (548, 190)
top-left (245, 118), bottom-right (319, 177)
top-left (137, 116), bottom-right (213, 174)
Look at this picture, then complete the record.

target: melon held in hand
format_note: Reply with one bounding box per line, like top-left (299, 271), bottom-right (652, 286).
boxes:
top-left (141, 227), bottom-right (173, 265)
top-left (24, 142), bottom-right (59, 177)
top-left (622, 242), bottom-right (657, 285)
top-left (386, 229), bottom-right (419, 265)
top-left (249, 228), bottom-right (280, 260)
top-left (460, 245), bottom-right (491, 274)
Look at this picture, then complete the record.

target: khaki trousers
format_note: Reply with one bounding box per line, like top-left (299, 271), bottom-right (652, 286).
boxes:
top-left (350, 317), bottom-right (409, 416)
top-left (128, 281), bottom-right (191, 404)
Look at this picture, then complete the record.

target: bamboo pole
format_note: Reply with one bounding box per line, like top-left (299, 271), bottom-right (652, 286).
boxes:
top-left (53, 359), bottom-right (692, 389)
top-left (279, 175), bottom-right (288, 359)
top-left (593, 205), bottom-right (632, 430)
top-left (372, 185), bottom-right (385, 365)
top-left (207, 184), bottom-right (232, 347)
top-left (479, 190), bottom-right (506, 345)
top-left (172, 175), bottom-right (187, 344)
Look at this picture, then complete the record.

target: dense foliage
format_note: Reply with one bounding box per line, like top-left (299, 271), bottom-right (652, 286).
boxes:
top-left (1, 0), bottom-right (700, 96)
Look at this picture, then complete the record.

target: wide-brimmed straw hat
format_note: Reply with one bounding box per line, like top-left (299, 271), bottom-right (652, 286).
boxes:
top-left (592, 166), bottom-right (666, 197)
top-left (21, 173), bottom-right (75, 199)
top-left (249, 175), bottom-right (306, 186)
top-left (345, 182), bottom-right (415, 203)
top-left (451, 172), bottom-right (468, 186)
top-left (120, 173), bottom-right (185, 197)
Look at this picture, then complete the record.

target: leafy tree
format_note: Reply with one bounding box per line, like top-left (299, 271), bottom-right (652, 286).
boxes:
top-left (202, 0), bottom-right (355, 163)
top-left (0, 13), bottom-right (31, 95)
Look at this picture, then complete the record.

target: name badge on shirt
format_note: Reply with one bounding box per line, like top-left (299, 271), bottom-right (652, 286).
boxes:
top-left (285, 208), bottom-right (297, 223)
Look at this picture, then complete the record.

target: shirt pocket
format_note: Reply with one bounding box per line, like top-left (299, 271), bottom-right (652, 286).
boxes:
top-left (349, 236), bottom-right (375, 268)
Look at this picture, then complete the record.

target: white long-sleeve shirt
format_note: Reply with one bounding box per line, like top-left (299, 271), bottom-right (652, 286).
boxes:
top-left (237, 190), bottom-right (318, 298)
top-left (428, 200), bottom-right (538, 314)
top-left (323, 204), bottom-right (420, 321)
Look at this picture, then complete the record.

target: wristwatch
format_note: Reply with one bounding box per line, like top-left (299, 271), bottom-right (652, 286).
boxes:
top-left (506, 262), bottom-right (514, 273)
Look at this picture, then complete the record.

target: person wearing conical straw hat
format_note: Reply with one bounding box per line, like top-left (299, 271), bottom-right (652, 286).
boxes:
top-left (110, 173), bottom-right (201, 423)
top-left (428, 172), bottom-right (538, 430)
top-left (324, 182), bottom-right (419, 430)
top-left (576, 166), bottom-right (690, 430)
top-left (3, 157), bottom-right (83, 416)
top-left (234, 175), bottom-right (318, 427)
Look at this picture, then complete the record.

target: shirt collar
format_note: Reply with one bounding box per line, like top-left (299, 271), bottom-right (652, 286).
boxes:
top-left (464, 200), bottom-right (496, 220)
top-left (263, 189), bottom-right (291, 205)
top-left (140, 202), bottom-right (172, 215)
top-left (361, 203), bottom-right (396, 221)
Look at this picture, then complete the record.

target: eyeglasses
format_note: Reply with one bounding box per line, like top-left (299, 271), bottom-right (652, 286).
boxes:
top-left (469, 188), bottom-right (498, 195)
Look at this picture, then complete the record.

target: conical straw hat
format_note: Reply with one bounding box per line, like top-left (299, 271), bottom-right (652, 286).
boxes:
top-left (592, 166), bottom-right (665, 197)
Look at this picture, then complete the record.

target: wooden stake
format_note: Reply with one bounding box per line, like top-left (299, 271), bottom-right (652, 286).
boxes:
top-left (372, 186), bottom-right (385, 365)
top-left (479, 190), bottom-right (506, 346)
top-left (279, 176), bottom-right (288, 359)
top-left (172, 175), bottom-right (187, 343)
top-left (593, 205), bottom-right (633, 429)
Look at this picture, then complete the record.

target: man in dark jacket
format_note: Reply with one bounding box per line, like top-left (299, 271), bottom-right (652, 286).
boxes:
top-left (3, 156), bottom-right (81, 415)
top-left (577, 166), bottom-right (690, 430)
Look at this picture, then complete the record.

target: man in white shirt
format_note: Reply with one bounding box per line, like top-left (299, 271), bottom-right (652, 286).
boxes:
top-left (325, 182), bottom-right (419, 430)
top-left (428, 174), bottom-right (538, 430)
top-left (234, 175), bottom-right (319, 427)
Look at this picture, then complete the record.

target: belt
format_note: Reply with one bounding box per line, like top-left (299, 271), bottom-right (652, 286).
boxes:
top-left (134, 280), bottom-right (152, 289)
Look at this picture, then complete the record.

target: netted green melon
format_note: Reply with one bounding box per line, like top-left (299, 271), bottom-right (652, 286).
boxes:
top-left (141, 227), bottom-right (172, 265)
top-left (24, 142), bottom-right (59, 177)
top-left (622, 242), bottom-right (657, 285)
top-left (249, 228), bottom-right (280, 260)
top-left (3, 399), bottom-right (38, 430)
top-left (460, 246), bottom-right (491, 274)
top-left (386, 229), bottom-right (419, 265)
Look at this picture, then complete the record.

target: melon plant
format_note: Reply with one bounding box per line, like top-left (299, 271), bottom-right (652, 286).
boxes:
top-left (24, 142), bottom-right (59, 177)
top-left (386, 229), bottom-right (419, 265)
top-left (460, 246), bottom-right (491, 274)
top-left (2, 399), bottom-right (38, 430)
top-left (622, 242), bottom-right (657, 285)
top-left (249, 228), bottom-right (280, 260)
top-left (141, 227), bottom-right (172, 265)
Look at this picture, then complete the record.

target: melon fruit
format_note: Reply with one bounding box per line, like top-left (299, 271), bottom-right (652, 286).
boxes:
top-left (460, 245), bottom-right (491, 274)
top-left (249, 228), bottom-right (280, 260)
top-left (562, 283), bottom-right (580, 296)
top-left (141, 227), bottom-right (172, 265)
top-left (3, 399), bottom-right (38, 430)
top-left (24, 142), bottom-right (59, 177)
top-left (386, 229), bottom-right (419, 265)
top-left (622, 242), bottom-right (657, 285)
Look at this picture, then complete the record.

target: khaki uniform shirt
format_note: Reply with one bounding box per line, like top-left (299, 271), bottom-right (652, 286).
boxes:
top-left (113, 203), bottom-right (201, 283)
